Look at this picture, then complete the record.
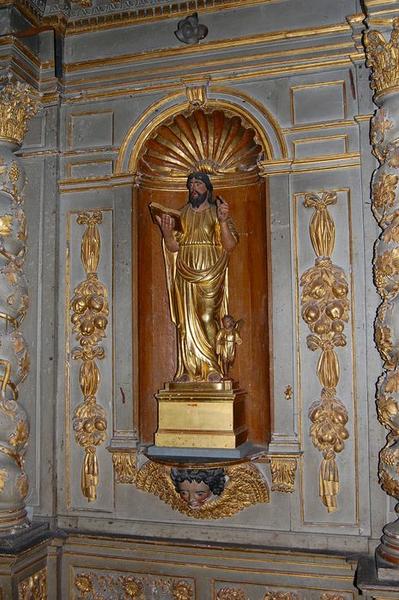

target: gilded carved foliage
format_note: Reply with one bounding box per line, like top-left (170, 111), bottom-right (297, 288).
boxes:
top-left (365, 19), bottom-right (399, 518)
top-left (74, 571), bottom-right (193, 600)
top-left (270, 458), bottom-right (297, 493)
top-left (216, 589), bottom-right (247, 600)
top-left (112, 450), bottom-right (137, 484)
top-left (185, 83), bottom-right (208, 108)
top-left (111, 452), bottom-right (269, 519)
top-left (0, 80), bottom-right (40, 529)
top-left (71, 211), bottom-right (108, 502)
top-left (300, 192), bottom-right (350, 512)
top-left (364, 18), bottom-right (399, 98)
top-left (371, 108), bottom-right (394, 163)
top-left (263, 594), bottom-right (299, 600)
top-left (0, 80), bottom-right (40, 146)
top-left (18, 568), bottom-right (47, 600)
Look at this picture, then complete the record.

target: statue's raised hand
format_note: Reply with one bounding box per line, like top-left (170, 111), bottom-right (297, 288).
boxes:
top-left (216, 196), bottom-right (229, 223)
top-left (156, 214), bottom-right (176, 236)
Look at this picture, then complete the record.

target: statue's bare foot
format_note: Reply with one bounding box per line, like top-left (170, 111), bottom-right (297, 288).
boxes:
top-left (175, 373), bottom-right (190, 383)
top-left (207, 371), bottom-right (222, 382)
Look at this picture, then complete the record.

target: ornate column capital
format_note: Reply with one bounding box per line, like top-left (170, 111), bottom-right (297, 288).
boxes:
top-left (0, 80), bottom-right (40, 146)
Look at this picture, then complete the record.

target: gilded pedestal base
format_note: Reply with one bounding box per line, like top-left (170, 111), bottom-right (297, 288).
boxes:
top-left (155, 381), bottom-right (247, 449)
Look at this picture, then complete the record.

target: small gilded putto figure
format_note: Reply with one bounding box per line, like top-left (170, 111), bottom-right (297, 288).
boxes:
top-left (216, 314), bottom-right (242, 379)
top-left (151, 172), bottom-right (238, 383)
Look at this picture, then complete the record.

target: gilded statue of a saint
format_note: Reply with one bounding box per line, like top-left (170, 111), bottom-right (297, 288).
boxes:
top-left (153, 172), bottom-right (238, 383)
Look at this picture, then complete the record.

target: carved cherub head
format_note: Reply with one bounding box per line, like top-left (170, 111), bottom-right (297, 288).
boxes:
top-left (170, 468), bottom-right (226, 509)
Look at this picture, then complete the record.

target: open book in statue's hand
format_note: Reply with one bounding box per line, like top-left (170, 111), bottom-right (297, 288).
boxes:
top-left (149, 202), bottom-right (183, 232)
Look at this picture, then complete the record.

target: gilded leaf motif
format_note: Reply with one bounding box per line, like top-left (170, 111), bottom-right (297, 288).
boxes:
top-left (372, 173), bottom-right (399, 224)
top-left (9, 419), bottom-right (29, 448)
top-left (217, 589), bottom-right (248, 600)
top-left (380, 468), bottom-right (399, 499)
top-left (0, 81), bottom-right (41, 146)
top-left (16, 473), bottom-right (29, 498)
top-left (364, 20), bottom-right (399, 95)
top-left (0, 215), bottom-right (13, 236)
top-left (112, 452), bottom-right (137, 484)
top-left (377, 394), bottom-right (399, 429)
top-left (0, 469), bottom-right (8, 493)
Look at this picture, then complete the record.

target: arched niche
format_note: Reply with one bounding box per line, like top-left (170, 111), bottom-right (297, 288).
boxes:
top-left (134, 106), bottom-right (274, 447)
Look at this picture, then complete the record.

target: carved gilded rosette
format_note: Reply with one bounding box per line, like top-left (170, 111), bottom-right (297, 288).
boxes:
top-left (300, 192), bottom-right (350, 512)
top-left (71, 212), bottom-right (108, 502)
top-left (74, 571), bottom-right (193, 599)
top-left (0, 81), bottom-right (40, 530)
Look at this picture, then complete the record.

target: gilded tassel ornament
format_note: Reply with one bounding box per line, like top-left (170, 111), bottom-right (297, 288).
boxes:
top-left (301, 192), bottom-right (350, 511)
top-left (71, 212), bottom-right (108, 502)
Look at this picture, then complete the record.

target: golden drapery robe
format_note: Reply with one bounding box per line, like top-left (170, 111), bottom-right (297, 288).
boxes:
top-left (163, 204), bottom-right (238, 381)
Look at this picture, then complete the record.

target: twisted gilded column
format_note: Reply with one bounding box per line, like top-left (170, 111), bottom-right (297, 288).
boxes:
top-left (364, 17), bottom-right (399, 568)
top-left (0, 80), bottom-right (40, 530)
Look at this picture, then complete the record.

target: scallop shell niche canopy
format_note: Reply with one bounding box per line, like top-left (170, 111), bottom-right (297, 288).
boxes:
top-left (139, 109), bottom-right (263, 183)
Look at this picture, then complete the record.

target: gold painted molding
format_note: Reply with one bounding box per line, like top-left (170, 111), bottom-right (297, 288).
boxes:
top-left (70, 211), bottom-right (109, 502)
top-left (62, 8), bottom-right (346, 36)
top-left (64, 23), bottom-right (353, 72)
top-left (111, 452), bottom-right (269, 519)
top-left (300, 192), bottom-right (350, 512)
top-left (116, 90), bottom-right (287, 176)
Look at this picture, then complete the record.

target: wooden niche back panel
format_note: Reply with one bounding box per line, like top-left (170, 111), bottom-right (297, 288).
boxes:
top-left (136, 181), bottom-right (271, 446)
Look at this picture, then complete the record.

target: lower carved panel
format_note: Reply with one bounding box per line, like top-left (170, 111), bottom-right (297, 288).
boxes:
top-left (18, 567), bottom-right (47, 600)
top-left (213, 582), bottom-right (353, 600)
top-left (73, 569), bottom-right (194, 599)
top-left (63, 534), bottom-right (358, 600)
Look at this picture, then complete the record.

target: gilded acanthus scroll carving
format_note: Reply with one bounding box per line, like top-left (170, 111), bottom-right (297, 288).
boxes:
top-left (111, 451), bottom-right (269, 519)
top-left (300, 192), bottom-right (350, 512)
top-left (70, 211), bottom-right (108, 502)
top-left (270, 457), bottom-right (297, 493)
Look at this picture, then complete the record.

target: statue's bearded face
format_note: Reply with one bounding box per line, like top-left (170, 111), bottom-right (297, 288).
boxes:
top-left (188, 178), bottom-right (208, 208)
